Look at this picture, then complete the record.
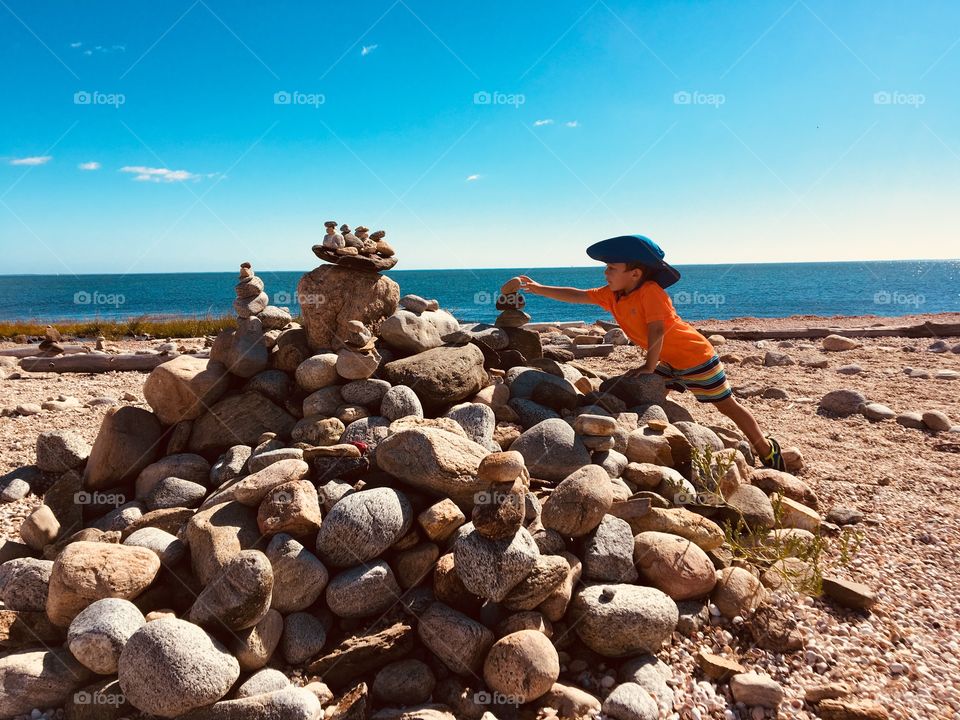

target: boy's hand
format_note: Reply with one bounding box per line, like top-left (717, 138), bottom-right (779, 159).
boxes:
top-left (518, 275), bottom-right (544, 295)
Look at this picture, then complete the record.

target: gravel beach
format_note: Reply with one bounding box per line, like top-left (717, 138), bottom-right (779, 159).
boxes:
top-left (2, 313), bottom-right (958, 720)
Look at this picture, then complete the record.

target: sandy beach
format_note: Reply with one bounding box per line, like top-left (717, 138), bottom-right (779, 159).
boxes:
top-left (2, 312), bottom-right (958, 719)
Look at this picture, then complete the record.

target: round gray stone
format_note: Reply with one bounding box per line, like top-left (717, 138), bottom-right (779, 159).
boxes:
top-left (453, 526), bottom-right (539, 603)
top-left (0, 556), bottom-right (53, 611)
top-left (602, 682), bottom-right (659, 720)
top-left (36, 430), bottom-right (91, 473)
top-left (68, 598), bottom-right (146, 674)
top-left (315, 487), bottom-right (413, 567)
top-left (380, 385), bottom-right (424, 421)
top-left (570, 583), bottom-right (678, 657)
top-left (123, 527), bottom-right (186, 565)
top-left (511, 418), bottom-right (592, 481)
top-left (266, 534), bottom-right (329, 613)
top-left (325, 560), bottom-right (401, 618)
top-left (118, 617), bottom-right (240, 718)
top-left (582, 515), bottom-right (638, 583)
top-left (280, 612), bottom-right (327, 665)
top-left (445, 402), bottom-right (496, 446)
top-left (341, 378), bottom-right (392, 407)
top-left (143, 476), bottom-right (207, 510)
top-left (235, 668), bottom-right (290, 699)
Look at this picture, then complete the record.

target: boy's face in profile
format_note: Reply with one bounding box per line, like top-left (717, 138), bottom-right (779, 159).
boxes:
top-left (603, 262), bottom-right (643, 292)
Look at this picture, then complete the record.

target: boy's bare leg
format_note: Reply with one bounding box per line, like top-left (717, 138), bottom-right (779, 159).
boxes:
top-left (712, 396), bottom-right (772, 458)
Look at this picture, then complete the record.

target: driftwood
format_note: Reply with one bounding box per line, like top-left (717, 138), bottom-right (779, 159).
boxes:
top-left (596, 318), bottom-right (960, 341)
top-left (18, 352), bottom-right (200, 374)
top-left (0, 344), bottom-right (88, 358)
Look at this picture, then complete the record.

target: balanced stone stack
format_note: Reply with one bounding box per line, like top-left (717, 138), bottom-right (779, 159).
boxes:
top-left (210, 263), bottom-right (294, 381)
top-left (314, 220), bottom-right (396, 273)
top-left (1, 248), bottom-right (850, 720)
top-left (299, 221), bottom-right (400, 353)
top-left (494, 277), bottom-right (531, 329)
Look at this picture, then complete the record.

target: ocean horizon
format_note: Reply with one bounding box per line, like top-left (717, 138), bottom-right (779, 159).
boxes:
top-left (1, 259), bottom-right (958, 325)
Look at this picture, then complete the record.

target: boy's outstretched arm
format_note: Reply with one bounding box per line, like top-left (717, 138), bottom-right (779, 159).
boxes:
top-left (518, 276), bottom-right (593, 304)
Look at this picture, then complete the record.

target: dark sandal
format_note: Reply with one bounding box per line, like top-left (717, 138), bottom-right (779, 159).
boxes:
top-left (760, 435), bottom-right (786, 471)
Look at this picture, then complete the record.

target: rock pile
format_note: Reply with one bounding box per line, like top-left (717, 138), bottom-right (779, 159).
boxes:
top-left (1, 231), bottom-right (875, 720)
top-left (313, 221), bottom-right (396, 273)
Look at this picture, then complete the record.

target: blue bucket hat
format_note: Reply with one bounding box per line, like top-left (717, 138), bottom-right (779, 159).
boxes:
top-left (586, 234), bottom-right (681, 289)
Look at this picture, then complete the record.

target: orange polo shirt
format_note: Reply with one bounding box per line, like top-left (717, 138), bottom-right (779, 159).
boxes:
top-left (587, 281), bottom-right (716, 369)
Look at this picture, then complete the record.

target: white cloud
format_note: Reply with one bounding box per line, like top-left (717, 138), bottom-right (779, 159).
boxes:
top-left (565, 120), bottom-right (579, 128)
top-left (466, 174), bottom-right (481, 182)
top-left (120, 166), bottom-right (213, 183)
top-left (9, 156), bottom-right (52, 166)
top-left (533, 119), bottom-right (554, 127)
top-left (70, 41), bottom-right (82, 48)
top-left (78, 161), bottom-right (101, 171)
top-left (361, 44), bottom-right (378, 56)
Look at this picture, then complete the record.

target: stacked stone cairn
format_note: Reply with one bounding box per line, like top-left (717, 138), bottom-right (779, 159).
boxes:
top-left (315, 220), bottom-right (396, 273)
top-left (0, 223), bottom-right (875, 720)
top-left (494, 277), bottom-right (530, 329)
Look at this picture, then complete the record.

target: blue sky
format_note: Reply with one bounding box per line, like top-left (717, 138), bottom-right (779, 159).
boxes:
top-left (1, 0), bottom-right (958, 274)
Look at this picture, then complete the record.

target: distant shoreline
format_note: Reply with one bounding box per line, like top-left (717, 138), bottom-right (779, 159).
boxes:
top-left (2, 310), bottom-right (959, 342)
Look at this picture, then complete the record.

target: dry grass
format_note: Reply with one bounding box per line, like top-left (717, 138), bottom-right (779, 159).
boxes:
top-left (0, 314), bottom-right (248, 341)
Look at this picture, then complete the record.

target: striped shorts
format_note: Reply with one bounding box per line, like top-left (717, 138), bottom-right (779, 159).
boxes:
top-left (654, 355), bottom-right (732, 404)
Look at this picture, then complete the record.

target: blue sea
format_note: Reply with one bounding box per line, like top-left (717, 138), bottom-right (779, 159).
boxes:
top-left (0, 260), bottom-right (957, 325)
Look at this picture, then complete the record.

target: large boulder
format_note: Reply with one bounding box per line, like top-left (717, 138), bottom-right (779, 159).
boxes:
top-left (144, 356), bottom-right (230, 426)
top-left (570, 583), bottom-right (678, 657)
top-left (315, 487), bottom-right (413, 568)
top-left (453, 526), bottom-right (539, 602)
top-left (46, 541), bottom-right (161, 627)
top-left (297, 264), bottom-right (399, 351)
top-left (382, 344), bottom-right (487, 412)
top-left (189, 392), bottom-right (296, 455)
top-left (185, 501), bottom-right (263, 584)
top-left (67, 597), bottom-right (146, 674)
top-left (118, 618), bottom-right (240, 718)
top-left (376, 428), bottom-right (489, 509)
top-left (633, 531), bottom-right (717, 601)
top-left (0, 648), bottom-right (94, 718)
top-left (541, 465), bottom-right (613, 537)
top-left (598, 374), bottom-right (667, 407)
top-left (511, 419), bottom-right (592, 482)
top-left (483, 630), bottom-right (559, 704)
top-left (188, 550), bottom-right (274, 631)
top-left (84, 407), bottom-right (164, 490)
top-left (210, 317), bottom-right (270, 379)
top-left (380, 308), bottom-right (460, 353)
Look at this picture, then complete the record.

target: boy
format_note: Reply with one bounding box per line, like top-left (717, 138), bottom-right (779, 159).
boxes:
top-left (519, 234), bottom-right (785, 470)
